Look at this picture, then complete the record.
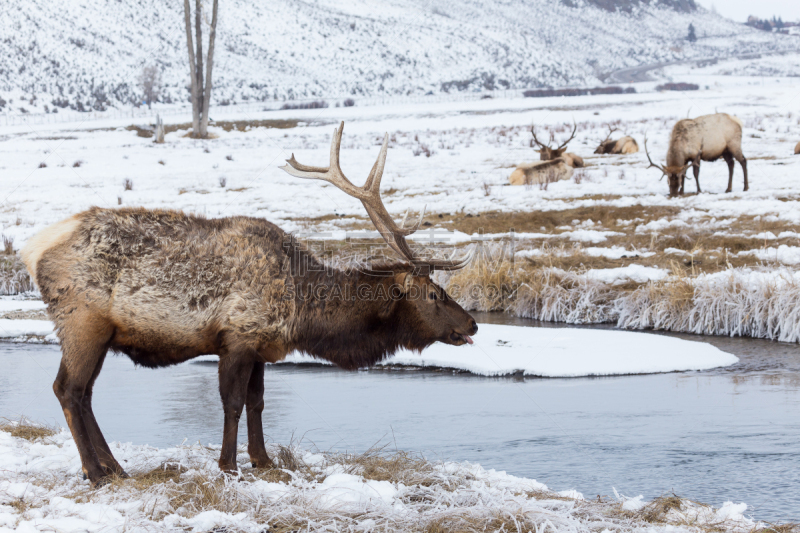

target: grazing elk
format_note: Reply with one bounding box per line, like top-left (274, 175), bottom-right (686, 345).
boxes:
top-left (530, 123), bottom-right (584, 168)
top-left (21, 122), bottom-right (477, 487)
top-left (645, 113), bottom-right (748, 196)
top-left (509, 158), bottom-right (574, 186)
top-left (594, 126), bottom-right (639, 155)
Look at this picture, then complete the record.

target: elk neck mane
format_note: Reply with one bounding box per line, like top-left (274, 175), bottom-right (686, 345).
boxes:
top-left (286, 250), bottom-right (431, 370)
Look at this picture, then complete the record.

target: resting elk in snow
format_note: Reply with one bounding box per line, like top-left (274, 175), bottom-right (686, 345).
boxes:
top-left (645, 113), bottom-right (748, 196)
top-left (593, 126), bottom-right (639, 155)
top-left (21, 122), bottom-right (477, 486)
top-left (508, 158), bottom-right (574, 186)
top-left (530, 123), bottom-right (584, 168)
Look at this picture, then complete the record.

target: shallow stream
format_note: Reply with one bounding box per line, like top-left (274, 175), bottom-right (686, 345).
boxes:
top-left (1, 315), bottom-right (798, 522)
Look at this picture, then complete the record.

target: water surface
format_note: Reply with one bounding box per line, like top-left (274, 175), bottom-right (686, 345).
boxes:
top-left (1, 318), bottom-right (798, 522)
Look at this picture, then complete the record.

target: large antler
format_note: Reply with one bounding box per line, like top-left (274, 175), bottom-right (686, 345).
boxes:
top-left (556, 121), bottom-right (578, 151)
top-left (643, 135), bottom-right (668, 176)
top-left (530, 124), bottom-right (549, 150)
top-left (280, 122), bottom-right (470, 272)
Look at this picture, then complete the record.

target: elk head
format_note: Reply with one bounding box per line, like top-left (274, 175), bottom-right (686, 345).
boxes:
top-left (644, 135), bottom-right (691, 196)
top-left (594, 124), bottom-right (619, 154)
top-left (280, 122), bottom-right (478, 347)
top-left (531, 122), bottom-right (577, 161)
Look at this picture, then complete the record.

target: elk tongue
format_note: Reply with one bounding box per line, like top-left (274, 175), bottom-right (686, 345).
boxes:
top-left (464, 335), bottom-right (473, 345)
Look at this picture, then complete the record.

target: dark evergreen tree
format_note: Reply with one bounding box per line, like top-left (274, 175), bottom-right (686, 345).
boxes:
top-left (687, 23), bottom-right (697, 42)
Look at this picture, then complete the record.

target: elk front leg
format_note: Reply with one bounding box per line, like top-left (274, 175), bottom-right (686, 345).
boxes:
top-left (246, 361), bottom-right (274, 469)
top-left (217, 351), bottom-right (255, 474)
top-left (81, 351), bottom-right (128, 478)
top-left (692, 161), bottom-right (701, 193)
top-left (723, 153), bottom-right (735, 193)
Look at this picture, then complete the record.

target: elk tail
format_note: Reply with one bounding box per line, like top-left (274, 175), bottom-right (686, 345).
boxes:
top-left (20, 215), bottom-right (81, 282)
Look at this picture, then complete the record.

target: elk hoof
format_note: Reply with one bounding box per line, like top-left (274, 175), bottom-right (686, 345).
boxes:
top-left (91, 475), bottom-right (114, 489)
top-left (102, 465), bottom-right (129, 478)
top-left (251, 458), bottom-right (276, 469)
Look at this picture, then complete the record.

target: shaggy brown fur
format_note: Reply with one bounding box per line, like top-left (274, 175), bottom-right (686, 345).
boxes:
top-left (662, 113), bottom-right (747, 195)
top-left (594, 136), bottom-right (639, 155)
top-left (22, 207), bottom-right (477, 486)
top-left (509, 158), bottom-right (574, 186)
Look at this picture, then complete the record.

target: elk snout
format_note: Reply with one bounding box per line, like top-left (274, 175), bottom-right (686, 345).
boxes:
top-left (449, 319), bottom-right (478, 346)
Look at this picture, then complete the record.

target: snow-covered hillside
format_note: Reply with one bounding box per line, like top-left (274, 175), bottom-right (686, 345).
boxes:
top-left (0, 0), bottom-right (793, 112)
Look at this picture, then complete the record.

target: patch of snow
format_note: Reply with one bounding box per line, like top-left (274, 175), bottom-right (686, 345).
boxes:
top-left (379, 324), bottom-right (737, 377)
top-left (622, 495), bottom-right (647, 511)
top-left (585, 265), bottom-right (669, 285)
top-left (0, 299), bottom-right (46, 313)
top-left (559, 230), bottom-right (624, 243)
top-left (0, 319), bottom-right (53, 338)
top-left (584, 246), bottom-right (654, 259)
top-left (738, 245), bottom-right (800, 265)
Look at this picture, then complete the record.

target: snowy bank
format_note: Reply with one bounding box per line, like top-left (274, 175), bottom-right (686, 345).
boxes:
top-left (0, 425), bottom-right (762, 533)
top-left (377, 324), bottom-right (736, 377)
top-left (0, 311), bottom-right (735, 377)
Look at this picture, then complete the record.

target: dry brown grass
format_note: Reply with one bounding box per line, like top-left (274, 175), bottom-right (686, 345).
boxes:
top-left (638, 494), bottom-right (686, 523)
top-left (0, 418), bottom-right (57, 441)
top-left (436, 204), bottom-right (681, 235)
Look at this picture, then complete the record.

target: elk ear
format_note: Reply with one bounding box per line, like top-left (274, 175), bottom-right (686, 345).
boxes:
top-left (395, 272), bottom-right (414, 293)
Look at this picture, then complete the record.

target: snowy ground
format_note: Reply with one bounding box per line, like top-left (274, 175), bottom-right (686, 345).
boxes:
top-left (2, 59), bottom-right (800, 342)
top-left (0, 424), bottom-right (763, 533)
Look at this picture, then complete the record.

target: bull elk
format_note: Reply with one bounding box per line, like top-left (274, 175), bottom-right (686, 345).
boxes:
top-left (530, 123), bottom-right (584, 168)
top-left (21, 122), bottom-right (477, 486)
top-left (644, 113), bottom-right (748, 196)
top-left (594, 125), bottom-right (639, 155)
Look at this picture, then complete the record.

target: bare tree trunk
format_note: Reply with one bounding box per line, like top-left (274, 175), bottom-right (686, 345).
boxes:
top-left (155, 114), bottom-right (165, 144)
top-left (194, 0), bottom-right (204, 124)
top-left (199, 0), bottom-right (218, 138)
top-left (183, 0), bottom-right (200, 136)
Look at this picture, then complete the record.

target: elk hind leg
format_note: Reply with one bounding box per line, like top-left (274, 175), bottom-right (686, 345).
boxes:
top-left (53, 314), bottom-right (114, 485)
top-left (738, 154), bottom-right (749, 191)
top-left (81, 351), bottom-right (128, 477)
top-left (723, 152), bottom-right (735, 193)
top-left (246, 361), bottom-right (274, 469)
top-left (692, 160), bottom-right (702, 193)
top-left (217, 349), bottom-right (255, 474)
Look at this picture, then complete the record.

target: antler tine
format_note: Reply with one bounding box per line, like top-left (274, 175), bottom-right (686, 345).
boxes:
top-left (280, 122), bottom-right (367, 200)
top-left (363, 133), bottom-right (388, 193)
top-left (643, 135), bottom-right (667, 174)
top-left (530, 124), bottom-right (547, 149)
top-left (557, 121), bottom-right (578, 151)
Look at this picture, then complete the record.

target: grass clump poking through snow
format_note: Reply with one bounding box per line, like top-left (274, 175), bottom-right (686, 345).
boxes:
top-left (446, 247), bottom-right (800, 343)
top-left (0, 421), bottom-right (774, 533)
top-left (0, 418), bottom-right (56, 441)
top-left (0, 255), bottom-right (34, 295)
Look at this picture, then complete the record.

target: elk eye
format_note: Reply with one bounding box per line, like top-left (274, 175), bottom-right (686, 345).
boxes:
top-left (429, 292), bottom-right (437, 301)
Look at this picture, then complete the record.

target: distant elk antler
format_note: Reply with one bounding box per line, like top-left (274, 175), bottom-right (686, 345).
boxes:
top-left (599, 124), bottom-right (619, 145)
top-left (531, 121), bottom-right (584, 168)
top-left (530, 121), bottom-right (578, 162)
top-left (281, 122), bottom-right (471, 271)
